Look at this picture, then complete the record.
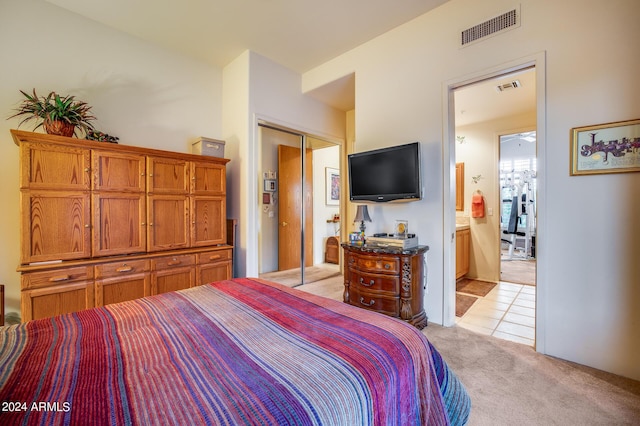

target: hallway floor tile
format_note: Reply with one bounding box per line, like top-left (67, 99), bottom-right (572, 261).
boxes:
top-left (457, 282), bottom-right (536, 346)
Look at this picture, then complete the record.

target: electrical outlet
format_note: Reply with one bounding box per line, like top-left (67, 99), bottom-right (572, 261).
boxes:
top-left (488, 207), bottom-right (493, 215)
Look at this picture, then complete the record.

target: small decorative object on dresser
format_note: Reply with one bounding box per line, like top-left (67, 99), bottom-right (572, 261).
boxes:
top-left (342, 243), bottom-right (429, 329)
top-left (395, 220), bottom-right (408, 237)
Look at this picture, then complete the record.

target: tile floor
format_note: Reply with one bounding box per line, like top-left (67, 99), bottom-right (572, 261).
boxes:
top-left (456, 281), bottom-right (536, 346)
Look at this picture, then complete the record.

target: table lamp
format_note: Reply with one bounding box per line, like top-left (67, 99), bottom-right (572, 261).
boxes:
top-left (354, 205), bottom-right (372, 234)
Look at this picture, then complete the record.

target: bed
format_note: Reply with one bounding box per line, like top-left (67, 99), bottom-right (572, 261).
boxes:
top-left (0, 278), bottom-right (470, 425)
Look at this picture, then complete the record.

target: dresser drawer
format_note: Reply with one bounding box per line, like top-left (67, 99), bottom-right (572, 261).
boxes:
top-left (347, 253), bottom-right (399, 274)
top-left (22, 266), bottom-right (93, 290)
top-left (348, 270), bottom-right (399, 294)
top-left (349, 288), bottom-right (399, 318)
top-left (95, 259), bottom-right (150, 279)
top-left (152, 254), bottom-right (195, 270)
top-left (197, 249), bottom-right (232, 264)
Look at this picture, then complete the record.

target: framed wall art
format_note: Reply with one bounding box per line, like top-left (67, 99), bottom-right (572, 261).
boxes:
top-left (325, 167), bottom-right (340, 205)
top-left (570, 118), bottom-right (640, 175)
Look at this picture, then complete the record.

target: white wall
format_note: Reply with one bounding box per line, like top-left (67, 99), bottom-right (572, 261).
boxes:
top-left (223, 51), bottom-right (345, 278)
top-left (303, 0), bottom-right (640, 380)
top-left (0, 0), bottom-right (223, 317)
top-left (312, 145), bottom-right (341, 265)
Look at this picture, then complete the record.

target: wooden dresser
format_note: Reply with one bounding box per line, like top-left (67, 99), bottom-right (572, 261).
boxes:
top-left (342, 243), bottom-right (429, 329)
top-left (13, 130), bottom-right (232, 321)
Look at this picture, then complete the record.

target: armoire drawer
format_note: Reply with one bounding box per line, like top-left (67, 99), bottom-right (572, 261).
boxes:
top-left (198, 249), bottom-right (232, 265)
top-left (22, 266), bottom-right (94, 290)
top-left (152, 254), bottom-right (195, 270)
top-left (95, 259), bottom-right (150, 279)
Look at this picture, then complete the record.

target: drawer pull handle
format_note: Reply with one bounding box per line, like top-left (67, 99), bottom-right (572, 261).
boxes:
top-left (49, 275), bottom-right (70, 282)
top-left (359, 297), bottom-right (375, 307)
top-left (359, 277), bottom-right (375, 287)
top-left (167, 259), bottom-right (182, 266)
top-left (209, 255), bottom-right (221, 260)
top-left (116, 264), bottom-right (133, 273)
top-left (384, 264), bottom-right (391, 269)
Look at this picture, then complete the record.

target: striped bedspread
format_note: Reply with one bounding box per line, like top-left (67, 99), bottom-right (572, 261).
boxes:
top-left (1, 278), bottom-right (470, 425)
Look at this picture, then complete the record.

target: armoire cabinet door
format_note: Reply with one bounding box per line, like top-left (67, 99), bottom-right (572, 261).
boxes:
top-left (92, 193), bottom-right (146, 256)
top-left (21, 191), bottom-right (91, 263)
top-left (191, 162), bottom-right (226, 195)
top-left (147, 195), bottom-right (190, 251)
top-left (92, 150), bottom-right (146, 192)
top-left (191, 196), bottom-right (226, 246)
top-left (20, 142), bottom-right (91, 190)
top-left (147, 157), bottom-right (189, 194)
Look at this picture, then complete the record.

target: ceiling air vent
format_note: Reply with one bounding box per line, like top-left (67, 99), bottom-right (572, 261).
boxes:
top-left (461, 8), bottom-right (519, 46)
top-left (496, 80), bottom-right (521, 92)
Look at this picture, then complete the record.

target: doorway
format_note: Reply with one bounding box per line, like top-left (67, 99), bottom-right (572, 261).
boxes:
top-left (258, 124), bottom-right (342, 287)
top-left (452, 67), bottom-right (538, 346)
top-left (499, 130), bottom-right (537, 286)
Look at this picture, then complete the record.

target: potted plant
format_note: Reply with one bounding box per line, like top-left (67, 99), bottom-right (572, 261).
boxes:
top-left (8, 89), bottom-right (96, 137)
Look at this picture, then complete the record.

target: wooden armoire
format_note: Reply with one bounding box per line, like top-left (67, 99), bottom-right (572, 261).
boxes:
top-left (13, 130), bottom-right (232, 321)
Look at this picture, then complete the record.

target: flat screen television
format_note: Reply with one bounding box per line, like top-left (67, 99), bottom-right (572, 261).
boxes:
top-left (348, 142), bottom-right (422, 203)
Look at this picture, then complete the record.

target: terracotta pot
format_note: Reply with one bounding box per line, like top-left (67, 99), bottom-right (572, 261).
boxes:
top-left (44, 120), bottom-right (75, 137)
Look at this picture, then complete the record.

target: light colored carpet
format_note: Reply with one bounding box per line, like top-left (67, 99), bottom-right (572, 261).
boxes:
top-left (260, 264), bottom-right (341, 288)
top-left (425, 324), bottom-right (640, 425)
top-left (296, 275), bottom-right (640, 425)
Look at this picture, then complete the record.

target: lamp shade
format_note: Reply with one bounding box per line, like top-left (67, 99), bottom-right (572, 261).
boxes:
top-left (354, 205), bottom-right (372, 223)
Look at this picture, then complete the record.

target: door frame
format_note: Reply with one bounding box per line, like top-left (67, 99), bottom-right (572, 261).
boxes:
top-left (442, 52), bottom-right (547, 353)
